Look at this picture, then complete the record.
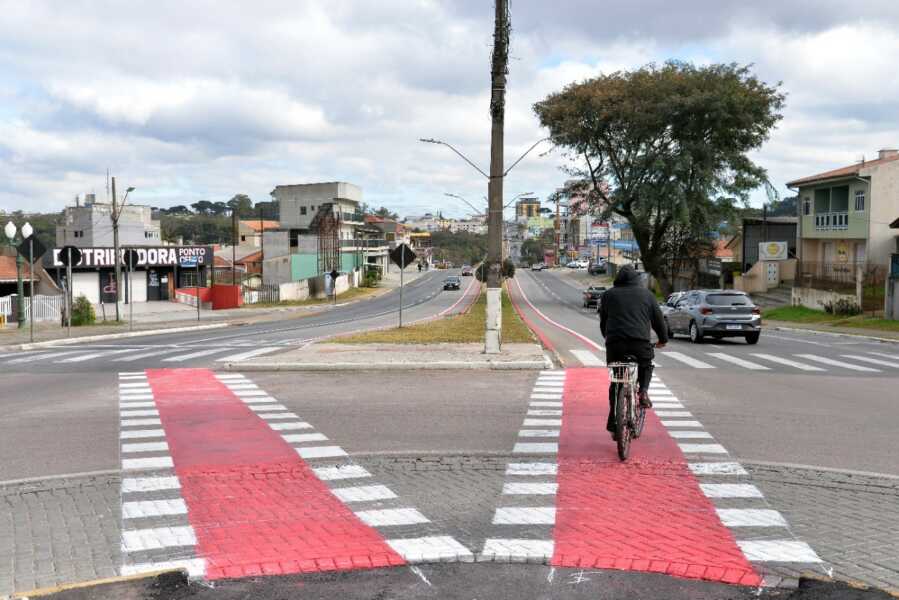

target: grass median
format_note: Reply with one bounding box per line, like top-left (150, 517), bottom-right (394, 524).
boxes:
top-left (333, 283), bottom-right (535, 344)
top-left (242, 285), bottom-right (380, 309)
top-left (764, 305), bottom-right (899, 333)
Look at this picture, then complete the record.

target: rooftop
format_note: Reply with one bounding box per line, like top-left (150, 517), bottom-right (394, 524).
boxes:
top-left (240, 220), bottom-right (280, 232)
top-left (0, 255), bottom-right (33, 282)
top-left (787, 151), bottom-right (899, 187)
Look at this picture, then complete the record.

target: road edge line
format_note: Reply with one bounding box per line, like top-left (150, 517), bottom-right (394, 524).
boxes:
top-left (768, 324), bottom-right (899, 345)
top-left (512, 276), bottom-right (604, 352)
top-left (13, 323), bottom-right (231, 351)
top-left (226, 360), bottom-right (548, 371)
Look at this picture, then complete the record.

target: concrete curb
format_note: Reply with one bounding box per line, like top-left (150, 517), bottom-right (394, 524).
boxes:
top-left (226, 358), bottom-right (552, 372)
top-left (9, 568), bottom-right (187, 598)
top-left (768, 324), bottom-right (899, 344)
top-left (9, 322), bottom-right (231, 351)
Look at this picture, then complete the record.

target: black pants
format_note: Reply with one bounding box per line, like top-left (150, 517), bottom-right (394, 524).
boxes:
top-left (605, 339), bottom-right (654, 430)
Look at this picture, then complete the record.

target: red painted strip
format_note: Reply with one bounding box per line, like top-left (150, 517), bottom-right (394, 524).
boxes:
top-left (146, 369), bottom-right (405, 579)
top-left (551, 368), bottom-right (761, 586)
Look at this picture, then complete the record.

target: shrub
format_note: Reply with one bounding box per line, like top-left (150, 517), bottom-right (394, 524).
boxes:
top-left (71, 294), bottom-right (96, 326)
top-left (820, 298), bottom-right (862, 316)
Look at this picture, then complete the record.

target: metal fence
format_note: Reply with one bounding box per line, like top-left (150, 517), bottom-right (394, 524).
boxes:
top-left (797, 261), bottom-right (888, 314)
top-left (0, 294), bottom-right (64, 322)
top-left (242, 284), bottom-right (279, 305)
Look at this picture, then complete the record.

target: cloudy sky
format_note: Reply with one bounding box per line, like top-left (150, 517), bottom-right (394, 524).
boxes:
top-left (2, 1), bottom-right (898, 219)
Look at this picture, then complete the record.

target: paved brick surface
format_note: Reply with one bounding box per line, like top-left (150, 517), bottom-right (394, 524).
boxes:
top-left (0, 473), bottom-right (120, 597)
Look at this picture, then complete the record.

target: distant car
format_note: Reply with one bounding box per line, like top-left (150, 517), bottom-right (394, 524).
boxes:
top-left (461, 265), bottom-right (473, 276)
top-left (575, 259), bottom-right (589, 269)
top-left (588, 261), bottom-right (607, 275)
top-left (666, 290), bottom-right (761, 344)
top-left (443, 276), bottom-right (462, 291)
top-left (531, 263), bottom-right (545, 271)
top-left (659, 292), bottom-right (688, 337)
top-left (583, 285), bottom-right (607, 308)
top-left (566, 260), bottom-right (579, 268)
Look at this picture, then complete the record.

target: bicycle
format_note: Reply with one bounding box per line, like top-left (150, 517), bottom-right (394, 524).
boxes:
top-left (607, 356), bottom-right (647, 461)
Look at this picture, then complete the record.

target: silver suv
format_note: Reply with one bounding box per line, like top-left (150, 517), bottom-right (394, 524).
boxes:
top-left (666, 290), bottom-right (761, 344)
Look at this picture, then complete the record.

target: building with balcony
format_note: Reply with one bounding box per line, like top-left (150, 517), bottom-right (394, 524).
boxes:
top-left (787, 149), bottom-right (899, 268)
top-left (515, 197), bottom-right (540, 220)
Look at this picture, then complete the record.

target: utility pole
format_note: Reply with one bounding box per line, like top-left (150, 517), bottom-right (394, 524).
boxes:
top-left (554, 196), bottom-right (561, 267)
top-left (259, 204), bottom-right (265, 283)
top-left (231, 209), bottom-right (237, 286)
top-left (111, 177), bottom-right (121, 321)
top-left (485, 0), bottom-right (509, 354)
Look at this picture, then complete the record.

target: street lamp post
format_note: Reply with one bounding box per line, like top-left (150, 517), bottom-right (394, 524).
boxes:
top-left (4, 221), bottom-right (26, 329)
top-left (21, 222), bottom-right (34, 342)
top-left (110, 178), bottom-right (136, 322)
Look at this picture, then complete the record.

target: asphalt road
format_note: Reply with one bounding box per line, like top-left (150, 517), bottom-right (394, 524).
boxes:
top-left (511, 268), bottom-right (899, 476)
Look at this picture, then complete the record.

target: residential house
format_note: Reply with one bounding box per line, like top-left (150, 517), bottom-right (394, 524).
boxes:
top-left (238, 220), bottom-right (280, 248)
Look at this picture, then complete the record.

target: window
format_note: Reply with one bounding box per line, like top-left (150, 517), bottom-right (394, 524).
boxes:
top-left (854, 190), bottom-right (865, 211)
top-left (240, 235), bottom-right (246, 242)
top-left (803, 197), bottom-right (811, 216)
top-left (831, 186), bottom-right (849, 212)
top-left (814, 188), bottom-right (830, 213)
top-left (300, 206), bottom-right (307, 216)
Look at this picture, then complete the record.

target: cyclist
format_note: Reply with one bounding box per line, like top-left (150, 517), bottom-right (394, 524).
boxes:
top-left (598, 264), bottom-right (668, 436)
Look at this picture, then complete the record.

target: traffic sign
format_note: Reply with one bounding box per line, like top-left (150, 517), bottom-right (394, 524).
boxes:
top-left (390, 244), bottom-right (416, 269)
top-left (57, 245), bottom-right (83, 267)
top-left (123, 249), bottom-right (141, 268)
top-left (17, 236), bottom-right (46, 263)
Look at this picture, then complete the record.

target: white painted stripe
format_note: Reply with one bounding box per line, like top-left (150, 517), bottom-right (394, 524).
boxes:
top-left (522, 418), bottom-right (562, 427)
top-left (355, 508), bottom-right (429, 527)
top-left (260, 412), bottom-right (301, 420)
top-left (530, 393), bottom-right (563, 400)
top-left (118, 371), bottom-right (146, 375)
top-left (841, 354), bottom-right (899, 368)
top-left (224, 383), bottom-right (259, 390)
top-left (118, 374), bottom-right (147, 379)
top-left (688, 462), bottom-right (748, 476)
top-left (386, 536), bottom-right (473, 563)
top-left (532, 387), bottom-right (564, 394)
top-left (296, 446), bottom-right (347, 459)
top-left (717, 509), bottom-right (787, 527)
top-left (539, 370), bottom-right (565, 376)
top-left (121, 526), bottom-right (196, 552)
top-left (653, 403), bottom-right (685, 410)
top-left (529, 401), bottom-right (563, 408)
top-left (655, 410), bottom-right (692, 417)
top-left (120, 429), bottom-right (165, 440)
top-left (751, 353), bottom-right (826, 372)
top-left (122, 476), bottom-right (181, 493)
top-left (114, 349), bottom-right (177, 362)
top-left (506, 462), bottom-right (557, 476)
top-left (332, 485), bottom-right (397, 503)
top-left (121, 559), bottom-right (205, 577)
top-left (215, 347), bottom-right (282, 362)
top-left (513, 442), bottom-right (558, 454)
top-left (239, 396), bottom-right (278, 404)
top-left (121, 441), bottom-right (169, 453)
top-left (161, 348), bottom-right (227, 362)
top-left (518, 429), bottom-right (559, 438)
top-left (56, 349), bottom-right (137, 363)
top-left (481, 539), bottom-right (553, 560)
top-left (120, 402), bottom-right (156, 408)
top-left (122, 456), bottom-right (174, 471)
top-left (796, 354), bottom-right (880, 372)
top-left (661, 420), bottom-right (702, 428)
top-left (527, 409), bottom-right (562, 416)
top-left (268, 421), bottom-right (313, 430)
top-left (868, 351), bottom-right (899, 360)
top-left (706, 353), bottom-right (770, 370)
top-left (233, 389), bottom-right (269, 397)
top-left (662, 352), bottom-right (715, 369)
top-left (282, 433), bottom-right (328, 443)
top-left (313, 465), bottom-right (371, 481)
top-left (737, 540), bottom-right (822, 563)
top-left (502, 482), bottom-right (558, 495)
top-left (120, 409), bottom-right (159, 417)
top-left (118, 394), bottom-right (154, 401)
top-left (119, 382), bottom-right (151, 388)
top-left (678, 443), bottom-right (728, 454)
top-left (248, 404), bottom-right (288, 412)
top-left (122, 499), bottom-right (188, 519)
top-left (700, 483), bottom-right (763, 498)
top-left (668, 431), bottom-right (714, 439)
top-left (571, 349), bottom-right (604, 366)
top-left (215, 374), bottom-right (247, 380)
top-left (493, 506), bottom-right (555, 525)
top-left (121, 418), bottom-right (162, 427)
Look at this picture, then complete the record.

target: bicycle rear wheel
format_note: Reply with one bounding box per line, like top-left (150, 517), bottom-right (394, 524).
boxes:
top-left (633, 402), bottom-right (646, 439)
top-left (616, 384), bottom-right (631, 461)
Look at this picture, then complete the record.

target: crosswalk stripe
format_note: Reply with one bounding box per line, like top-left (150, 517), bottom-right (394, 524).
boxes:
top-left (570, 349), bottom-right (604, 367)
top-left (57, 348), bottom-right (139, 363)
top-left (114, 349), bottom-right (177, 362)
top-left (705, 353), bottom-right (769, 370)
top-left (868, 351), bottom-right (899, 361)
top-left (751, 353), bottom-right (825, 372)
top-left (8, 350), bottom-right (85, 363)
top-left (841, 354), bottom-right (899, 368)
top-left (161, 348), bottom-right (228, 362)
top-left (661, 352), bottom-right (715, 369)
top-left (215, 347), bottom-right (283, 362)
top-left (795, 354), bottom-right (880, 372)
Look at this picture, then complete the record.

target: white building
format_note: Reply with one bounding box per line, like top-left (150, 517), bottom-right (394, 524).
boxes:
top-left (56, 194), bottom-right (162, 247)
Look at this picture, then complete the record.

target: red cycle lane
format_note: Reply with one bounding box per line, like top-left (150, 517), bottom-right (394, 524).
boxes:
top-left (550, 368), bottom-right (762, 586)
top-left (146, 369), bottom-right (405, 579)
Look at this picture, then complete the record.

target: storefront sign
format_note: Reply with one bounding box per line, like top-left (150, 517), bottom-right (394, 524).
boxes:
top-left (758, 241), bottom-right (788, 261)
top-left (50, 246), bottom-right (211, 269)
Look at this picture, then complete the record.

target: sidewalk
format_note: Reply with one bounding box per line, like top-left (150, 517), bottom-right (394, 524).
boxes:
top-left (766, 320), bottom-right (899, 342)
top-left (228, 342), bottom-right (550, 371)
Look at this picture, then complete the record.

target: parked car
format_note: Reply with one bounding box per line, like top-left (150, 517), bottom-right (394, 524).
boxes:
top-left (566, 260), bottom-right (581, 268)
top-left (575, 259), bottom-right (589, 269)
top-left (588, 261), bottom-right (607, 275)
top-left (665, 290), bottom-right (761, 344)
top-left (461, 265), bottom-right (473, 276)
top-left (531, 263), bottom-right (545, 271)
top-left (583, 285), bottom-right (607, 308)
top-left (443, 276), bottom-right (462, 290)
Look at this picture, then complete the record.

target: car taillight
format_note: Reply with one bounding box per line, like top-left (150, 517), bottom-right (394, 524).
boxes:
top-left (752, 307), bottom-right (761, 315)
top-left (700, 307), bottom-right (713, 315)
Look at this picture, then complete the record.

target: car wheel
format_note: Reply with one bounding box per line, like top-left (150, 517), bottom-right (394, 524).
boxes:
top-left (689, 321), bottom-right (704, 344)
top-left (745, 332), bottom-right (760, 345)
top-left (666, 319), bottom-right (673, 339)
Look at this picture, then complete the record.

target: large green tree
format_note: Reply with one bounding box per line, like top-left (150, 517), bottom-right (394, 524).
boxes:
top-left (534, 61), bottom-right (784, 293)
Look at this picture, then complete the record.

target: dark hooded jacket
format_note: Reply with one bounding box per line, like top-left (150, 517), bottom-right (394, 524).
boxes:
top-left (599, 266), bottom-right (668, 345)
